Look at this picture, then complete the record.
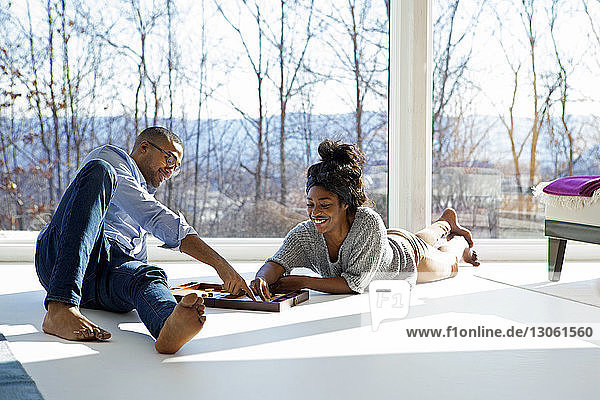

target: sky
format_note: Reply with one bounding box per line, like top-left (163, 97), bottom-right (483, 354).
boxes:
top-left (3, 0), bottom-right (387, 120)
top-left (445, 0), bottom-right (600, 118)
top-left (6, 0), bottom-right (600, 121)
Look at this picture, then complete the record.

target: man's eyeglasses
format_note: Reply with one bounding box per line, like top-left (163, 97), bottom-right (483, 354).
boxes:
top-left (146, 141), bottom-right (181, 177)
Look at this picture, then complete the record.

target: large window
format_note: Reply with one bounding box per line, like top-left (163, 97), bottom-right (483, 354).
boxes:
top-left (0, 0), bottom-right (389, 236)
top-left (432, 0), bottom-right (600, 238)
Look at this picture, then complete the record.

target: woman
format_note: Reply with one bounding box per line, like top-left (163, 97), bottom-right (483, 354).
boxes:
top-left (250, 139), bottom-right (479, 300)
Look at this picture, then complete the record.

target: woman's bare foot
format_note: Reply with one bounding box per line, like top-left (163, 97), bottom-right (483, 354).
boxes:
top-left (154, 293), bottom-right (206, 354)
top-left (438, 208), bottom-right (474, 248)
top-left (42, 301), bottom-right (111, 341)
top-left (462, 247), bottom-right (480, 266)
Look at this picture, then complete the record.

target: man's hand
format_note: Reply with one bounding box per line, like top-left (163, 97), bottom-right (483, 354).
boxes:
top-left (270, 275), bottom-right (308, 293)
top-left (250, 277), bottom-right (272, 302)
top-left (179, 234), bottom-right (256, 301)
top-left (217, 265), bottom-right (256, 301)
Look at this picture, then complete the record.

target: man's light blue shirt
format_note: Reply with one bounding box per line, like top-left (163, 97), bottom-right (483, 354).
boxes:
top-left (80, 145), bottom-right (197, 262)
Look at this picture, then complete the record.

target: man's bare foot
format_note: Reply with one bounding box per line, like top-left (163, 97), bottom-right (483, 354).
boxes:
top-left (462, 247), bottom-right (480, 266)
top-left (42, 301), bottom-right (111, 341)
top-left (155, 293), bottom-right (206, 354)
top-left (438, 208), bottom-right (474, 248)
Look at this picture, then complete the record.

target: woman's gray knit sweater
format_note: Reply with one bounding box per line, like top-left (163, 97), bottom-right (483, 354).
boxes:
top-left (266, 207), bottom-right (417, 293)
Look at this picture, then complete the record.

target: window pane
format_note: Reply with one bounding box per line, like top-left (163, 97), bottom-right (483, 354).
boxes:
top-left (0, 0), bottom-right (388, 235)
top-left (432, 0), bottom-right (598, 238)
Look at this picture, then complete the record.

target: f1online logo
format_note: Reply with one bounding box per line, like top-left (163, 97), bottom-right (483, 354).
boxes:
top-left (369, 280), bottom-right (411, 331)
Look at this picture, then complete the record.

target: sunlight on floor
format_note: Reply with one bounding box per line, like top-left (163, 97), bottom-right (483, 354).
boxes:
top-left (1, 261), bottom-right (599, 400)
top-left (164, 312), bottom-right (597, 363)
top-left (7, 341), bottom-right (99, 364)
top-left (0, 324), bottom-right (39, 337)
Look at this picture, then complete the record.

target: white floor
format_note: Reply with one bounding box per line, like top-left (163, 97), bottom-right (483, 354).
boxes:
top-left (1, 261), bottom-right (600, 400)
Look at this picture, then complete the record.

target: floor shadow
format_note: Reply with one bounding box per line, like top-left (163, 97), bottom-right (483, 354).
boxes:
top-left (179, 311), bottom-right (369, 354)
top-left (0, 290), bottom-right (46, 328)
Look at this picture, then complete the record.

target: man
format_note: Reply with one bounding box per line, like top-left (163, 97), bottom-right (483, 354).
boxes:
top-left (35, 126), bottom-right (254, 354)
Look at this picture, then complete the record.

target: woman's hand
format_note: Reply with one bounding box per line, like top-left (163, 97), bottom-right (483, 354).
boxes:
top-left (250, 277), bottom-right (272, 301)
top-left (270, 275), bottom-right (308, 293)
top-left (250, 262), bottom-right (286, 301)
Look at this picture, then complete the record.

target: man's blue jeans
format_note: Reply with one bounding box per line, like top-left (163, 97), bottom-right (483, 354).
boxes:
top-left (35, 159), bottom-right (177, 339)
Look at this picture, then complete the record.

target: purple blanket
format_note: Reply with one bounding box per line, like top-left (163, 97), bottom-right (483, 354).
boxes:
top-left (543, 176), bottom-right (600, 197)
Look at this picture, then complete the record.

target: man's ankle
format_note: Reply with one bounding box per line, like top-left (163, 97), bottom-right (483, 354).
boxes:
top-left (47, 300), bottom-right (75, 312)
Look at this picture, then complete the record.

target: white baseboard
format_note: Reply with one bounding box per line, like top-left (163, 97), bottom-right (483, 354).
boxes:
top-left (1, 232), bottom-right (599, 263)
top-left (475, 239), bottom-right (600, 262)
top-left (0, 231), bottom-right (283, 263)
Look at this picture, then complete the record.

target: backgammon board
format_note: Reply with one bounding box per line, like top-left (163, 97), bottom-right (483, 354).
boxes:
top-left (170, 282), bottom-right (309, 312)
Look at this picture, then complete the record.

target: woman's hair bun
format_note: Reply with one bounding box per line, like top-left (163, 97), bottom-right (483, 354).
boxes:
top-left (307, 139), bottom-right (370, 214)
top-left (318, 139), bottom-right (365, 166)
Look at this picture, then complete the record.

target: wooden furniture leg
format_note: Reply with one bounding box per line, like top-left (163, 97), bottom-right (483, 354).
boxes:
top-left (548, 237), bottom-right (567, 282)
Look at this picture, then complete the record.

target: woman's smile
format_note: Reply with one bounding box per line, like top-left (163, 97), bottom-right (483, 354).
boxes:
top-left (312, 216), bottom-right (330, 228)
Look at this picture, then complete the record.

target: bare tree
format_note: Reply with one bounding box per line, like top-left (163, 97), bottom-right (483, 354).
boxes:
top-left (521, 0), bottom-right (541, 190)
top-left (1, 2), bottom-right (51, 227)
top-left (122, 0), bottom-right (166, 133)
top-left (215, 0), bottom-right (269, 204)
top-left (519, 0), bottom-right (559, 190)
top-left (582, 0), bottom-right (600, 70)
top-left (0, 53), bottom-right (25, 228)
top-left (298, 82), bottom-right (315, 167)
top-left (432, 0), bottom-right (485, 166)
top-left (264, 0), bottom-right (314, 205)
top-left (321, 0), bottom-right (388, 151)
top-left (494, 26), bottom-right (528, 194)
top-left (549, 0), bottom-right (574, 175)
top-left (47, 0), bottom-right (64, 198)
top-left (192, 0), bottom-right (209, 227)
top-left (25, 0), bottom-right (56, 203)
top-left (164, 0), bottom-right (175, 208)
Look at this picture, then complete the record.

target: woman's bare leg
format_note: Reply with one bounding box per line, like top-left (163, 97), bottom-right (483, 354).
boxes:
top-left (414, 221), bottom-right (451, 246)
top-left (389, 208), bottom-right (477, 283)
top-left (416, 236), bottom-right (479, 283)
top-left (414, 208), bottom-right (473, 248)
